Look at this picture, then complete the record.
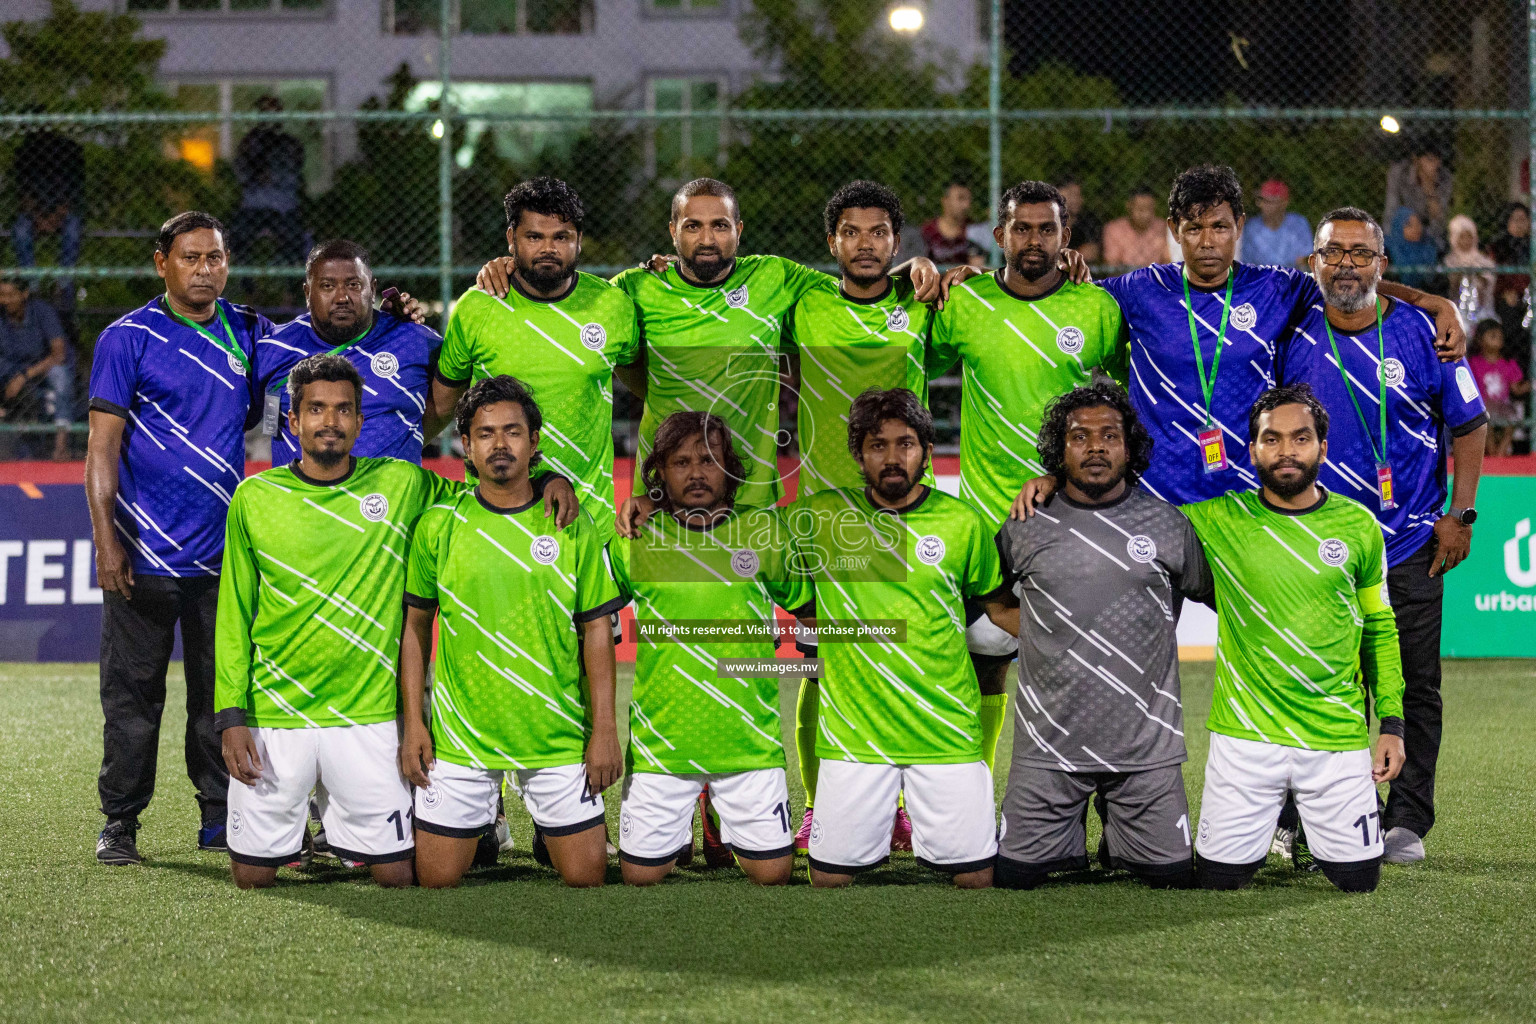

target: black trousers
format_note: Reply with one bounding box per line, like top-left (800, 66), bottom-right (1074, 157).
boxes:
top-left (1382, 537), bottom-right (1445, 839)
top-left (98, 574), bottom-right (228, 825)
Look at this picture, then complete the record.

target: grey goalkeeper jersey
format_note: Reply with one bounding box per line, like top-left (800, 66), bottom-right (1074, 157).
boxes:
top-left (997, 486), bottom-right (1214, 773)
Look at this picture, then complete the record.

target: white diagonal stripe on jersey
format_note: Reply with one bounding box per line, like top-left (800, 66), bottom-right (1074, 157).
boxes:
top-left (927, 588), bottom-right (964, 634)
top-left (258, 335), bottom-right (308, 355)
top-left (313, 612), bottom-right (395, 672)
top-left (630, 701), bottom-right (677, 750)
top-left (121, 320), bottom-right (172, 344)
top-left (1025, 577), bottom-right (1073, 617)
top-left (354, 344), bottom-right (428, 411)
top-left (113, 522), bottom-right (179, 576)
top-left (296, 578), bottom-right (387, 633)
top-left (176, 348), bottom-right (237, 389)
top-left (116, 496), bottom-right (182, 550)
top-left (1018, 704), bottom-right (1077, 770)
top-left (182, 466), bottom-right (233, 506)
top-left (473, 650), bottom-right (585, 728)
top-left (1226, 696), bottom-right (1263, 737)
top-left (1282, 726), bottom-right (1313, 749)
top-left (1079, 745), bottom-right (1119, 771)
top-left (862, 739), bottom-right (896, 764)
top-left (257, 549), bottom-right (318, 585)
top-left (255, 647), bottom-right (316, 697)
top-left (492, 630), bottom-right (557, 677)
top-left (253, 677), bottom-right (320, 726)
top-left (252, 475), bottom-right (293, 494)
top-left (627, 730), bottom-right (667, 769)
top-left (1022, 684), bottom-right (1070, 735)
top-left (1020, 588), bottom-right (1054, 632)
top-left (327, 706), bottom-right (362, 727)
top-left (1217, 647), bottom-right (1275, 718)
top-left (818, 715), bottom-right (859, 761)
top-left (1205, 552), bottom-right (1269, 614)
top-left (302, 497), bottom-right (365, 533)
top-left (475, 527), bottom-right (533, 571)
top-left (673, 665), bottom-right (780, 745)
top-left (1069, 527), bottom-right (1131, 570)
top-left (957, 281), bottom-right (995, 311)
top-left (1144, 585), bottom-right (1173, 621)
top-left (1260, 644), bottom-right (1365, 718)
top-left (1130, 358), bottom-right (1160, 406)
top-left (125, 410), bottom-right (168, 450)
top-left (1002, 318), bottom-right (1058, 368)
top-left (817, 682), bottom-right (860, 731)
top-left (1261, 526), bottom-right (1321, 575)
top-left (1087, 628), bottom-right (1145, 674)
top-left (1282, 627), bottom-right (1336, 673)
top-left (637, 594), bottom-right (718, 670)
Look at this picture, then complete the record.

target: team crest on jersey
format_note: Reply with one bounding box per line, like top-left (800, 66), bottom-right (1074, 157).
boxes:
top-left (226, 351), bottom-right (245, 375)
top-left (1455, 365), bottom-right (1479, 402)
top-left (915, 535), bottom-right (946, 565)
top-left (724, 285), bottom-right (749, 308)
top-left (422, 785), bottom-right (442, 810)
top-left (1318, 538), bottom-right (1349, 567)
top-left (580, 322), bottom-right (607, 351)
top-left (531, 535), bottom-right (561, 565)
top-left (370, 351), bottom-right (399, 379)
top-left (809, 817), bottom-right (823, 847)
top-left (885, 306), bottom-right (910, 332)
top-left (731, 548), bottom-right (760, 578)
top-left (229, 810), bottom-right (244, 836)
top-left (1230, 302), bottom-right (1258, 331)
top-left (1126, 535), bottom-right (1158, 563)
top-left (360, 493), bottom-right (389, 522)
top-left (1380, 357), bottom-right (1405, 388)
top-left (1055, 326), bottom-right (1085, 355)
top-left (620, 811), bottom-right (632, 837)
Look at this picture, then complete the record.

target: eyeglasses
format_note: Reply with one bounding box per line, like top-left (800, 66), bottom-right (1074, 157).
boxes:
top-left (1314, 246), bottom-right (1381, 267)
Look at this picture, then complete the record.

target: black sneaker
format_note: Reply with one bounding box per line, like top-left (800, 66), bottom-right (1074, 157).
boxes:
top-left (472, 824), bottom-right (500, 868)
top-left (1292, 823), bottom-right (1319, 873)
top-left (532, 826), bottom-right (552, 868)
top-left (197, 822), bottom-right (228, 852)
top-left (97, 819), bottom-right (142, 865)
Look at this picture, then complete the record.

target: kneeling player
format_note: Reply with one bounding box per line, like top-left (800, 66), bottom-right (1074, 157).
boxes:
top-left (399, 376), bottom-right (624, 888)
top-left (612, 411), bottom-right (809, 885)
top-left (796, 388), bottom-right (1006, 888)
top-left (216, 355), bottom-right (461, 888)
top-left (1184, 385), bottom-right (1405, 893)
top-left (986, 384), bottom-right (1212, 889)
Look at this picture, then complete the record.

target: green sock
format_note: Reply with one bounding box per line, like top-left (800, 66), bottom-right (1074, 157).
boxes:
top-left (979, 692), bottom-right (1009, 775)
top-left (796, 678), bottom-right (821, 808)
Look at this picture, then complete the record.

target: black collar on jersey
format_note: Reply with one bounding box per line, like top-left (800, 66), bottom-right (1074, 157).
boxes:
top-left (157, 294), bottom-right (218, 327)
top-left (992, 268), bottom-right (1065, 303)
top-left (839, 278), bottom-right (894, 305)
top-left (290, 455), bottom-right (357, 488)
top-left (675, 260), bottom-right (738, 289)
top-left (1183, 261), bottom-right (1244, 293)
top-left (1325, 296), bottom-right (1398, 336)
top-left (1259, 485), bottom-right (1328, 517)
top-left (475, 485), bottom-right (541, 516)
top-left (511, 270), bottom-right (578, 304)
top-left (1056, 478), bottom-right (1136, 511)
top-left (864, 482), bottom-right (932, 516)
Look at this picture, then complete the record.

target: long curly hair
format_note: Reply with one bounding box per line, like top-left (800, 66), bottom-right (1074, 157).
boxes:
top-left (640, 410), bottom-right (745, 511)
top-left (1036, 382), bottom-right (1153, 487)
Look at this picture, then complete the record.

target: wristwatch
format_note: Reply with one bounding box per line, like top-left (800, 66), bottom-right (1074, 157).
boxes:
top-left (1450, 507), bottom-right (1477, 526)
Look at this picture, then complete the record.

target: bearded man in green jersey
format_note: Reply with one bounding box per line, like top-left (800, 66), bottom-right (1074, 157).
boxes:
top-left (611, 410), bottom-right (811, 886)
top-left (795, 388), bottom-right (1009, 889)
top-left (1186, 384), bottom-right (1406, 893)
top-left (217, 354), bottom-right (463, 889)
top-left (401, 376), bottom-right (625, 889)
top-left (927, 180), bottom-right (1130, 794)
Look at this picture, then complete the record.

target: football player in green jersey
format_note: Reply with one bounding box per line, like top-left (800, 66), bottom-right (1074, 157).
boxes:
top-left (795, 388), bottom-right (1010, 889)
top-left (401, 376), bottom-right (625, 889)
top-left (928, 181), bottom-right (1130, 799)
top-left (427, 177), bottom-right (640, 539)
top-left (1185, 384), bottom-right (1405, 893)
top-left (217, 354), bottom-right (462, 889)
top-left (612, 410), bottom-right (811, 886)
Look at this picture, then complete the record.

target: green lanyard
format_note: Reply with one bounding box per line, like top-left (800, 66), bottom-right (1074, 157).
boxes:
top-left (163, 297), bottom-right (250, 375)
top-left (266, 322), bottom-right (374, 395)
top-left (1322, 299), bottom-right (1390, 465)
top-left (1182, 271), bottom-right (1236, 427)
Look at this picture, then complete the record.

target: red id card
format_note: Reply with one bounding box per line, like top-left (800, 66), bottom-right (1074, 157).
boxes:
top-left (1198, 426), bottom-right (1228, 472)
top-left (1376, 462), bottom-right (1397, 511)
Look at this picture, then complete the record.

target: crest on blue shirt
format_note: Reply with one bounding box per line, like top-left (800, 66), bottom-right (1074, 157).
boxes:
top-left (1380, 357), bottom-right (1405, 388)
top-left (1230, 302), bottom-right (1258, 331)
top-left (226, 351), bottom-right (245, 375)
top-left (370, 351), bottom-right (399, 379)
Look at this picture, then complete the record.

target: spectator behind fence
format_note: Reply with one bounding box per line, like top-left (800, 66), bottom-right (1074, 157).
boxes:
top-left (230, 95), bottom-right (307, 265)
top-left (1102, 184), bottom-right (1169, 268)
top-left (1385, 207), bottom-right (1443, 292)
top-left (1384, 143), bottom-right (1452, 247)
top-left (920, 182), bottom-right (986, 268)
top-left (1445, 214), bottom-right (1496, 325)
top-left (1469, 319), bottom-right (1530, 456)
top-left (10, 128), bottom-right (85, 313)
top-left (1057, 178), bottom-right (1102, 264)
top-left (1242, 179), bottom-right (1311, 268)
top-left (1489, 201), bottom-right (1531, 368)
top-left (0, 277), bottom-right (72, 461)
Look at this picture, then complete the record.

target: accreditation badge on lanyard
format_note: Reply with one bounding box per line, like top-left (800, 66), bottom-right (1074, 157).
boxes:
top-left (1183, 273), bottom-right (1235, 473)
top-left (1324, 300), bottom-right (1396, 511)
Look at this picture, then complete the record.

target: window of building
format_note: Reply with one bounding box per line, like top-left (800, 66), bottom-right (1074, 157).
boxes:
top-left (403, 81), bottom-right (594, 169)
top-left (166, 79), bottom-right (330, 193)
top-left (126, 0), bottom-right (325, 13)
top-left (384, 0), bottom-right (592, 34)
top-left (647, 77), bottom-right (726, 179)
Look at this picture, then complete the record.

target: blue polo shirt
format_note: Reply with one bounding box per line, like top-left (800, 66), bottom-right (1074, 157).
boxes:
top-left (1279, 298), bottom-right (1488, 567)
top-left (1101, 262), bottom-right (1317, 504)
top-left (254, 310), bottom-right (440, 466)
top-left (88, 296), bottom-right (272, 577)
top-left (0, 297), bottom-right (66, 379)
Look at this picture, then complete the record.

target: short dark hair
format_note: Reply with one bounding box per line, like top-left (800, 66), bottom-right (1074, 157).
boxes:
top-left (305, 238), bottom-right (371, 278)
top-left (287, 352), bottom-right (363, 409)
top-left (1130, 183), bottom-right (1156, 199)
top-left (671, 178), bottom-right (739, 223)
top-left (504, 176), bottom-right (585, 232)
top-left (1037, 383), bottom-right (1152, 487)
top-left (1167, 164), bottom-right (1245, 225)
top-left (1473, 318), bottom-right (1505, 346)
top-left (640, 410), bottom-right (745, 512)
top-left (156, 211), bottom-right (225, 256)
top-left (998, 180), bottom-right (1067, 227)
top-left (1315, 206), bottom-right (1385, 251)
top-left (454, 375), bottom-right (544, 470)
top-left (1248, 383), bottom-right (1329, 442)
top-left (846, 387), bottom-right (935, 458)
top-left (824, 180), bottom-right (904, 237)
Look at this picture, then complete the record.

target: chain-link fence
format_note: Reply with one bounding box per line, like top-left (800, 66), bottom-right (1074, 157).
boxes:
top-left (0, 0), bottom-right (1532, 456)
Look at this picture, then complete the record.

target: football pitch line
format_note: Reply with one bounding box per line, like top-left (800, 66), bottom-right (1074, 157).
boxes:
top-left (2, 660), bottom-right (1534, 1023)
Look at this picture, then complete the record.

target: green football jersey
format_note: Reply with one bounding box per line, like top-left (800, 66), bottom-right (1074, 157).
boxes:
top-left (791, 485), bottom-right (1005, 765)
top-left (784, 275), bottom-right (941, 497)
top-left (439, 275), bottom-right (640, 537)
top-left (215, 457), bottom-right (459, 729)
top-left (929, 272), bottom-right (1129, 532)
top-left (609, 506), bottom-right (812, 775)
top-left (1182, 489), bottom-right (1405, 752)
top-left (405, 489), bottom-right (624, 771)
top-left (613, 255), bottom-right (824, 510)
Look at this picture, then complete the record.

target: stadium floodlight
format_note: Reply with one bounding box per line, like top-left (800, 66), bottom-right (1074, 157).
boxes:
top-left (1379, 115), bottom-right (1401, 134)
top-left (889, 4), bottom-right (924, 32)
top-left (431, 119), bottom-right (446, 139)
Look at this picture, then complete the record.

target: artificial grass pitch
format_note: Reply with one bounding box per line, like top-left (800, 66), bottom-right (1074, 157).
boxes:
top-left (3, 660), bottom-right (1534, 1023)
